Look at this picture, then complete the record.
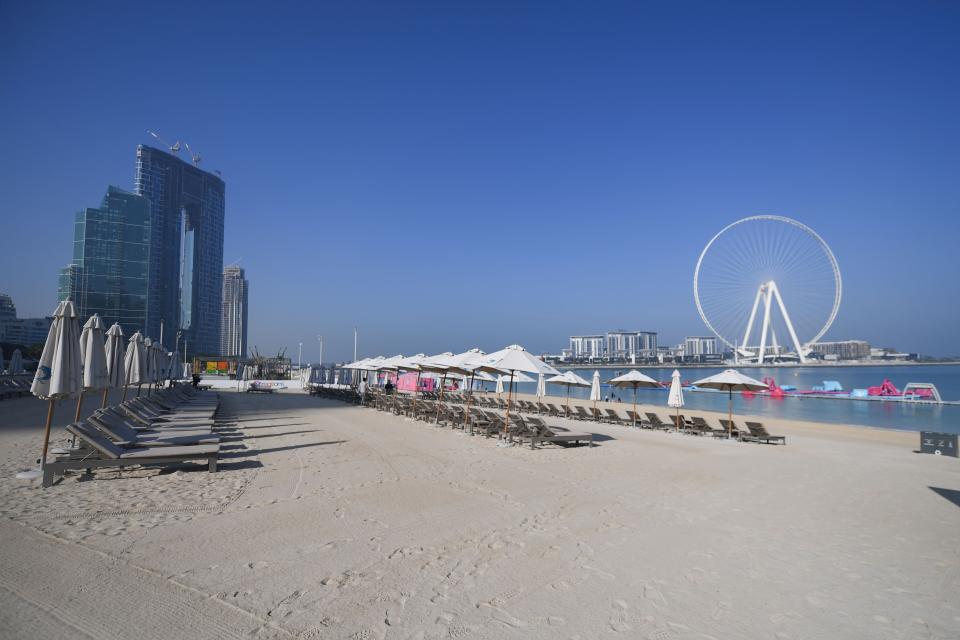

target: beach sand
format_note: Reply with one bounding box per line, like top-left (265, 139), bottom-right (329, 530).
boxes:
top-left (1, 388), bottom-right (958, 639)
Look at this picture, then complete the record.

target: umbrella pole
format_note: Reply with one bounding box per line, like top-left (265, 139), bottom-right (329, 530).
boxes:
top-left (463, 373), bottom-right (475, 432)
top-left (502, 371), bottom-right (514, 439)
top-left (435, 373), bottom-right (446, 424)
top-left (728, 388), bottom-right (733, 439)
top-left (74, 390), bottom-right (85, 422)
top-left (412, 371), bottom-right (421, 418)
top-left (39, 399), bottom-right (56, 470)
top-left (392, 372), bottom-right (398, 414)
top-left (633, 385), bottom-right (638, 427)
top-left (101, 387), bottom-right (109, 409)
top-left (566, 387), bottom-right (570, 417)
top-left (137, 384), bottom-right (142, 397)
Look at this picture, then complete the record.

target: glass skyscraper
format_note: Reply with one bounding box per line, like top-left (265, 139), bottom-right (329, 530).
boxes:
top-left (220, 266), bottom-right (249, 358)
top-left (58, 186), bottom-right (151, 336)
top-left (134, 145), bottom-right (226, 354)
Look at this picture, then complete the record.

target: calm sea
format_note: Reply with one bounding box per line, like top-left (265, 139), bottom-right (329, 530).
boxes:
top-left (493, 365), bottom-right (960, 434)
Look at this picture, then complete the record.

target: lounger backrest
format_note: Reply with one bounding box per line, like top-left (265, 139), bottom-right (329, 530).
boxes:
top-left (745, 422), bottom-right (768, 435)
top-left (66, 421), bottom-right (123, 458)
top-left (90, 411), bottom-right (139, 441)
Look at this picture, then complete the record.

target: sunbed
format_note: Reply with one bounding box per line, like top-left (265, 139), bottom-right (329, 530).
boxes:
top-left (516, 416), bottom-right (594, 449)
top-left (89, 412), bottom-right (218, 446)
top-left (744, 421), bottom-right (787, 444)
top-left (690, 416), bottom-right (726, 438)
top-left (604, 408), bottom-right (631, 425)
top-left (645, 413), bottom-right (672, 430)
top-left (718, 419), bottom-right (745, 439)
top-left (572, 406), bottom-right (591, 421)
top-left (43, 421), bottom-right (219, 487)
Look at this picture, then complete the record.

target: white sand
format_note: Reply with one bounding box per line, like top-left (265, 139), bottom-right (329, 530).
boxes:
top-left (1, 388), bottom-right (958, 639)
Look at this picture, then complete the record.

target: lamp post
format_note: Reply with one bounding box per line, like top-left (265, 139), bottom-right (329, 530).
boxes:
top-left (298, 342), bottom-right (303, 371)
top-left (317, 335), bottom-right (324, 383)
top-left (174, 330), bottom-right (183, 381)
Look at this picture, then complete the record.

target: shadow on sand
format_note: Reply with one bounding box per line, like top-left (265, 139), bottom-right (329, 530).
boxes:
top-left (220, 440), bottom-right (347, 458)
top-left (929, 486), bottom-right (960, 509)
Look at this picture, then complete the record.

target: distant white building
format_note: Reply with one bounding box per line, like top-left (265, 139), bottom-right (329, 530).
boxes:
top-left (684, 336), bottom-right (719, 357)
top-left (809, 340), bottom-right (870, 360)
top-left (569, 335), bottom-right (605, 360)
top-left (605, 330), bottom-right (658, 360)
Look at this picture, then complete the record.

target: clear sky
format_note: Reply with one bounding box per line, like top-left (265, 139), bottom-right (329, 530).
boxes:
top-left (2, 1), bottom-right (958, 361)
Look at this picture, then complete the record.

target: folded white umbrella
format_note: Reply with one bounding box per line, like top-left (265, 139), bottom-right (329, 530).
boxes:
top-left (535, 373), bottom-right (546, 401)
top-left (7, 348), bottom-right (24, 375)
top-left (608, 370), bottom-right (661, 426)
top-left (667, 369), bottom-right (684, 430)
top-left (103, 323), bottom-right (126, 390)
top-left (19, 301), bottom-right (83, 479)
top-left (0, 347), bottom-right (5, 375)
top-left (590, 370), bottom-right (601, 417)
top-left (123, 332), bottom-right (147, 400)
top-left (691, 369), bottom-right (768, 437)
top-left (495, 375), bottom-right (504, 395)
top-left (75, 314), bottom-right (109, 421)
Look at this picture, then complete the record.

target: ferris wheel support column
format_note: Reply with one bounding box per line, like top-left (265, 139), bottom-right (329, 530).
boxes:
top-left (741, 285), bottom-right (765, 357)
top-left (757, 283), bottom-right (775, 364)
top-left (769, 281), bottom-right (808, 364)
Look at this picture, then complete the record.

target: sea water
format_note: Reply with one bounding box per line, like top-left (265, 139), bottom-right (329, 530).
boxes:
top-left (492, 364), bottom-right (960, 434)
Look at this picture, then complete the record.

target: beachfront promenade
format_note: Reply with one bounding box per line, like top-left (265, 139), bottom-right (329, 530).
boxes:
top-left (1, 388), bottom-right (958, 638)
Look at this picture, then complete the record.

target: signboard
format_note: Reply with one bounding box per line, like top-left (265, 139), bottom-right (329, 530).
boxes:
top-left (920, 432), bottom-right (958, 457)
top-left (206, 361), bottom-right (218, 373)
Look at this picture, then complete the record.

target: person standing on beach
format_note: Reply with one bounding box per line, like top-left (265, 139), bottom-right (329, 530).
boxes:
top-left (385, 379), bottom-right (394, 395)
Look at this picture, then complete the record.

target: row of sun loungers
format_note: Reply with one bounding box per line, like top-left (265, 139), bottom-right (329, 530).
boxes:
top-left (313, 386), bottom-right (785, 446)
top-left (42, 385), bottom-right (222, 487)
top-left (0, 375), bottom-right (32, 400)
top-left (310, 385), bottom-right (594, 449)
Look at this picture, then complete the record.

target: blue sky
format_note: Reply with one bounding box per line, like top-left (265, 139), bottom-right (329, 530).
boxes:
top-left (2, 1), bottom-right (959, 360)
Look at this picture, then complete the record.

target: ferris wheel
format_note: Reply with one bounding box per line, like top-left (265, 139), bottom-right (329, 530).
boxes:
top-left (693, 216), bottom-right (842, 363)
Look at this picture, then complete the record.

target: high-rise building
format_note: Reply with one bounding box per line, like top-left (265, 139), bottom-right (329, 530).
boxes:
top-left (134, 144), bottom-right (225, 353)
top-left (220, 266), bottom-right (249, 358)
top-left (0, 293), bottom-right (16, 321)
top-left (0, 293), bottom-right (52, 347)
top-left (57, 186), bottom-right (151, 335)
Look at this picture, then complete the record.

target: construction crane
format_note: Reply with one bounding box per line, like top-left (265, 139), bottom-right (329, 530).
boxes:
top-left (148, 131), bottom-right (181, 154)
top-left (184, 142), bottom-right (202, 167)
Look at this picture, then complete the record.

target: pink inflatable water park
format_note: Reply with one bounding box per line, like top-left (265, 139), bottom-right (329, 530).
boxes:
top-left (734, 376), bottom-right (946, 404)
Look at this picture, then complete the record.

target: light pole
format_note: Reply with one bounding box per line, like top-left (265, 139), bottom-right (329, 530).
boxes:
top-left (317, 335), bottom-right (324, 366)
top-left (174, 330), bottom-right (183, 380)
top-left (298, 342), bottom-right (302, 370)
top-left (353, 327), bottom-right (358, 362)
